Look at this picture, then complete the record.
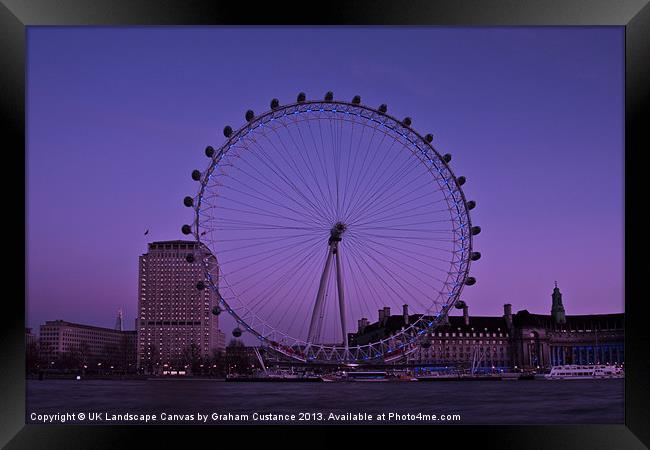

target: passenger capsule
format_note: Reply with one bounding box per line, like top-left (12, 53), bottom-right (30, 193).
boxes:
top-left (324, 91), bottom-right (334, 101)
top-left (297, 92), bottom-right (306, 102)
top-left (467, 200), bottom-right (476, 210)
top-left (181, 224), bottom-right (192, 235)
top-left (471, 226), bottom-right (481, 236)
top-left (455, 300), bottom-right (467, 309)
top-left (442, 153), bottom-right (452, 163)
top-left (352, 95), bottom-right (361, 104)
top-left (270, 98), bottom-right (280, 109)
top-left (191, 170), bottom-right (201, 181)
top-left (378, 104), bottom-right (388, 113)
top-left (425, 134), bottom-right (433, 143)
top-left (185, 254), bottom-right (195, 263)
top-left (183, 196), bottom-right (194, 207)
top-left (205, 146), bottom-right (215, 157)
top-left (211, 306), bottom-right (222, 316)
top-left (457, 176), bottom-right (466, 186)
top-left (223, 126), bottom-right (233, 137)
top-left (196, 281), bottom-right (205, 291)
top-left (245, 110), bottom-right (255, 122)
top-left (403, 117), bottom-right (412, 126)
top-left (232, 328), bottom-right (242, 337)
top-left (465, 277), bottom-right (477, 286)
top-left (470, 252), bottom-right (481, 261)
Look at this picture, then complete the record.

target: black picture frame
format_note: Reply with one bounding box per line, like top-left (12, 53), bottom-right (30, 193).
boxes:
top-left (2, 0), bottom-right (648, 448)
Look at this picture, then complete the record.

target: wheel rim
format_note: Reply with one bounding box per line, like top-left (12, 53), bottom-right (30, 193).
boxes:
top-left (189, 99), bottom-right (475, 363)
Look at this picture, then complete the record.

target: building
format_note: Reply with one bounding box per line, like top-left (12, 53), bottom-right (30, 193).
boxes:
top-left (114, 309), bottom-right (124, 331)
top-left (225, 340), bottom-right (262, 375)
top-left (25, 327), bottom-right (40, 374)
top-left (25, 327), bottom-right (37, 348)
top-left (348, 283), bottom-right (623, 370)
top-left (507, 285), bottom-right (624, 368)
top-left (137, 240), bottom-right (226, 374)
top-left (408, 314), bottom-right (511, 370)
top-left (349, 305), bottom-right (512, 370)
top-left (38, 320), bottom-right (137, 372)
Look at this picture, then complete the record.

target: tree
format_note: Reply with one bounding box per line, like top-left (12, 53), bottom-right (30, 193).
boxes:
top-left (206, 348), bottom-right (225, 377)
top-left (181, 343), bottom-right (203, 375)
top-left (101, 343), bottom-right (119, 373)
top-left (58, 350), bottom-right (81, 372)
top-left (226, 339), bottom-right (252, 375)
top-left (76, 341), bottom-right (90, 373)
top-left (26, 341), bottom-right (39, 374)
top-left (38, 341), bottom-right (55, 373)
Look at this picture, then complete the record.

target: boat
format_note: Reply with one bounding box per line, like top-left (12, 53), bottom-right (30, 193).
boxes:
top-left (415, 371), bottom-right (461, 381)
top-left (459, 373), bottom-right (502, 381)
top-left (544, 364), bottom-right (624, 380)
top-left (500, 372), bottom-right (520, 381)
top-left (226, 366), bottom-right (324, 382)
top-left (392, 372), bottom-right (418, 382)
top-left (225, 372), bottom-right (324, 382)
top-left (498, 371), bottom-right (535, 381)
top-left (226, 347), bottom-right (325, 382)
top-left (343, 371), bottom-right (390, 382)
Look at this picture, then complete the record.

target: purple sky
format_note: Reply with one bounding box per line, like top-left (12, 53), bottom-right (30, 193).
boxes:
top-left (27, 27), bottom-right (624, 333)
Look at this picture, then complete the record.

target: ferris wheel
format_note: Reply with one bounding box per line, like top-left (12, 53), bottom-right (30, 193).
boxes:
top-left (182, 92), bottom-right (481, 363)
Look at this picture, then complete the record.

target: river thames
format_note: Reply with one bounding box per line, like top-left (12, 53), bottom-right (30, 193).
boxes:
top-left (26, 378), bottom-right (623, 425)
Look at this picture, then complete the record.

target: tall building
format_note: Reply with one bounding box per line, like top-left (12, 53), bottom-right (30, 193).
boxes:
top-left (348, 283), bottom-right (623, 370)
top-left (39, 320), bottom-right (137, 372)
top-left (114, 309), bottom-right (123, 331)
top-left (137, 240), bottom-right (225, 373)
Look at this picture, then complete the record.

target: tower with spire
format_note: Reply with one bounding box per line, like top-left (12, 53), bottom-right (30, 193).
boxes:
top-left (551, 281), bottom-right (566, 324)
top-left (114, 309), bottom-right (123, 331)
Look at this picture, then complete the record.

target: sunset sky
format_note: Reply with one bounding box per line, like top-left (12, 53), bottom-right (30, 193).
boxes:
top-left (27, 27), bottom-right (624, 333)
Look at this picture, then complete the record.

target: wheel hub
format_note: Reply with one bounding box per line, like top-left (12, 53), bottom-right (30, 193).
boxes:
top-left (328, 222), bottom-right (347, 244)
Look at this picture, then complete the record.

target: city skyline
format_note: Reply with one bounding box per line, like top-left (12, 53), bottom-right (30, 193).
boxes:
top-left (27, 27), bottom-right (624, 332)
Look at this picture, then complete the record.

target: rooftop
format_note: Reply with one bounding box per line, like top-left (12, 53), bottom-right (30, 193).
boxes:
top-left (41, 320), bottom-right (136, 334)
top-left (351, 308), bottom-right (624, 342)
top-left (357, 314), bottom-right (508, 335)
top-left (512, 310), bottom-right (624, 329)
top-left (148, 240), bottom-right (199, 247)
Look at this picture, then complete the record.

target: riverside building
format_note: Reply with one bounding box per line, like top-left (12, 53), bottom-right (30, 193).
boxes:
top-left (38, 320), bottom-right (137, 371)
top-left (348, 283), bottom-right (624, 370)
top-left (137, 240), bottom-right (225, 373)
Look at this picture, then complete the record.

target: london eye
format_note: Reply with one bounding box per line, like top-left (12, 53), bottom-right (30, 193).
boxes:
top-left (182, 92), bottom-right (480, 363)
